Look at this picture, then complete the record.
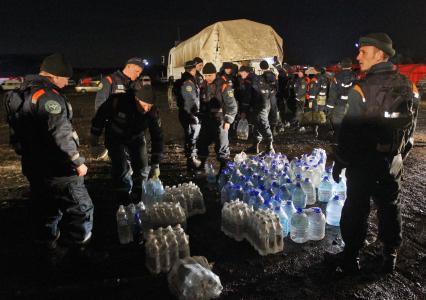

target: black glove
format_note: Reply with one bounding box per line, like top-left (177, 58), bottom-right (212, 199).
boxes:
top-left (332, 161), bottom-right (343, 183)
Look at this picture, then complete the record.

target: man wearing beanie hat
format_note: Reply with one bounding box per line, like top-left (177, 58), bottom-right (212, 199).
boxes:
top-left (193, 57), bottom-right (204, 87)
top-left (327, 58), bottom-right (357, 140)
top-left (176, 60), bottom-right (202, 170)
top-left (326, 33), bottom-right (420, 275)
top-left (197, 62), bottom-right (237, 172)
top-left (7, 53), bottom-right (103, 265)
top-left (92, 57), bottom-right (145, 160)
top-left (91, 84), bottom-right (163, 203)
top-left (219, 62), bottom-right (238, 86)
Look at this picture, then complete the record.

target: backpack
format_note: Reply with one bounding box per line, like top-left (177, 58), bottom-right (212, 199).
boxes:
top-left (3, 88), bottom-right (31, 154)
top-left (360, 72), bottom-right (416, 156)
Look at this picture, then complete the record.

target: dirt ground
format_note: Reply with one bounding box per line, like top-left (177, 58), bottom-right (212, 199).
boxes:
top-left (0, 87), bottom-right (425, 300)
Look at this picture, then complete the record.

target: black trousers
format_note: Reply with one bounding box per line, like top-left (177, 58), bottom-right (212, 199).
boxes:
top-left (341, 159), bottom-right (402, 257)
top-left (198, 117), bottom-right (230, 164)
top-left (28, 174), bottom-right (93, 245)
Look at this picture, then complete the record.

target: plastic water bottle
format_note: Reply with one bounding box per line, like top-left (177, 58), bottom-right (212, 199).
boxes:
top-left (318, 176), bottom-right (333, 203)
top-left (116, 205), bottom-right (133, 244)
top-left (307, 207), bottom-right (325, 240)
top-left (326, 195), bottom-right (344, 226)
top-left (290, 208), bottom-right (309, 243)
top-left (205, 162), bottom-right (216, 184)
top-left (333, 178), bottom-right (347, 201)
top-left (278, 185), bottom-right (292, 201)
top-left (220, 181), bottom-right (233, 204)
top-left (291, 182), bottom-right (307, 209)
top-left (236, 118), bottom-right (249, 140)
top-left (301, 178), bottom-right (316, 205)
top-left (283, 200), bottom-right (297, 226)
top-left (274, 206), bottom-right (290, 237)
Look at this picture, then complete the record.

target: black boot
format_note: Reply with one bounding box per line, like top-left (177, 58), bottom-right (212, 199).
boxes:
top-left (324, 251), bottom-right (360, 274)
top-left (265, 142), bottom-right (275, 154)
top-left (246, 142), bottom-right (261, 154)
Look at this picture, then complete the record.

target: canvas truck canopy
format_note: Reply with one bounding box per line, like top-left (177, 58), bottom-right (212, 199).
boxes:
top-left (167, 19), bottom-right (284, 79)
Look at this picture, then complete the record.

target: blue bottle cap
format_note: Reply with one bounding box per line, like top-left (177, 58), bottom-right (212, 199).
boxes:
top-left (286, 178), bottom-right (292, 184)
top-left (233, 184), bottom-right (241, 190)
top-left (259, 184), bottom-right (266, 191)
top-left (271, 181), bottom-right (279, 188)
top-left (324, 176), bottom-right (329, 180)
top-left (286, 200), bottom-right (293, 205)
top-left (296, 208), bottom-right (304, 213)
top-left (313, 207), bottom-right (322, 213)
top-left (333, 195), bottom-right (340, 200)
top-left (304, 178), bottom-right (311, 182)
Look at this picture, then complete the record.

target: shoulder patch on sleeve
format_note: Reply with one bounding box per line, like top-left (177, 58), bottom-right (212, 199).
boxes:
top-left (44, 100), bottom-right (62, 114)
top-left (185, 85), bottom-right (193, 92)
top-left (227, 89), bottom-right (234, 98)
top-left (353, 84), bottom-right (366, 102)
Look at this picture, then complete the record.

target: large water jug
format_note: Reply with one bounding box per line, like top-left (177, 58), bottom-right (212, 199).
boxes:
top-left (307, 207), bottom-right (326, 240)
top-left (290, 208), bottom-right (309, 243)
top-left (283, 200), bottom-right (297, 225)
top-left (301, 178), bottom-right (316, 205)
top-left (291, 182), bottom-right (307, 209)
top-left (274, 206), bottom-right (290, 237)
top-left (236, 118), bottom-right (249, 140)
top-left (333, 178), bottom-right (347, 201)
top-left (326, 195), bottom-right (344, 226)
top-left (318, 176), bottom-right (333, 203)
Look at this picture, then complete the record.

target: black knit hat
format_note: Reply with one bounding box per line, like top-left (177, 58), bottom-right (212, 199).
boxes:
top-left (193, 57), bottom-right (203, 64)
top-left (202, 63), bottom-right (217, 74)
top-left (40, 53), bottom-right (73, 77)
top-left (340, 57), bottom-right (352, 68)
top-left (259, 60), bottom-right (269, 70)
top-left (239, 66), bottom-right (251, 73)
top-left (359, 33), bottom-right (395, 57)
top-left (134, 86), bottom-right (154, 104)
top-left (126, 57), bottom-right (145, 68)
top-left (222, 62), bottom-right (233, 69)
top-left (184, 60), bottom-right (197, 70)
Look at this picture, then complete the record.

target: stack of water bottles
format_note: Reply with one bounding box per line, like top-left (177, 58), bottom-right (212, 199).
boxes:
top-left (145, 225), bottom-right (191, 274)
top-left (163, 182), bottom-right (206, 217)
top-left (221, 200), bottom-right (284, 255)
top-left (168, 256), bottom-right (223, 300)
top-left (143, 202), bottom-right (187, 231)
top-left (116, 202), bottom-right (146, 244)
top-left (218, 148), bottom-right (347, 244)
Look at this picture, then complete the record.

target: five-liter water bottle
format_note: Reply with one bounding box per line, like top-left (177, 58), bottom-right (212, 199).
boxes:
top-left (301, 178), bottom-right (316, 205)
top-left (236, 118), bottom-right (249, 140)
top-left (283, 200), bottom-right (297, 226)
top-left (333, 177), bottom-right (347, 201)
top-left (307, 207), bottom-right (326, 240)
top-left (292, 182), bottom-right (307, 208)
top-left (117, 205), bottom-right (134, 244)
top-left (274, 206), bottom-right (290, 237)
top-left (318, 176), bottom-right (333, 203)
top-left (326, 195), bottom-right (344, 226)
top-left (290, 208), bottom-right (309, 243)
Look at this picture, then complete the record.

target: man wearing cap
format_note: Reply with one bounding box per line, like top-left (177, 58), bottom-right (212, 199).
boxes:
top-left (326, 33), bottom-right (420, 274)
top-left (193, 57), bottom-right (204, 87)
top-left (327, 58), bottom-right (357, 140)
top-left (179, 60), bottom-right (202, 170)
top-left (198, 62), bottom-right (238, 171)
top-left (92, 57), bottom-right (145, 159)
top-left (9, 53), bottom-right (98, 265)
top-left (91, 84), bottom-right (163, 203)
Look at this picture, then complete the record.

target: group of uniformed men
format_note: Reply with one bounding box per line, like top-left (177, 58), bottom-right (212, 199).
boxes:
top-left (7, 32), bottom-right (419, 274)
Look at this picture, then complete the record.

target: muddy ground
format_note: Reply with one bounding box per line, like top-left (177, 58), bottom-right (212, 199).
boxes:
top-left (0, 86), bottom-right (425, 300)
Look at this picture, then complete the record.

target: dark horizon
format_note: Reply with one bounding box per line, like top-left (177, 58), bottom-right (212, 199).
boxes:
top-left (1, 0), bottom-right (425, 68)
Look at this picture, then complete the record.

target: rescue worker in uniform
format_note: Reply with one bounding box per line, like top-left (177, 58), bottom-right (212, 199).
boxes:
top-left (179, 60), bottom-right (202, 170)
top-left (235, 66), bottom-right (255, 122)
top-left (327, 58), bottom-right (357, 140)
top-left (197, 63), bottom-right (238, 171)
top-left (10, 53), bottom-right (98, 265)
top-left (293, 70), bottom-right (309, 132)
top-left (193, 57), bottom-right (204, 87)
top-left (90, 85), bottom-right (163, 204)
top-left (326, 33), bottom-right (420, 274)
top-left (93, 57), bottom-right (145, 159)
top-left (259, 60), bottom-right (281, 136)
top-left (246, 66), bottom-right (276, 154)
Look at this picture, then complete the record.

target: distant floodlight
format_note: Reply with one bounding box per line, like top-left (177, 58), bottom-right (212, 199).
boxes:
top-left (355, 43), bottom-right (359, 48)
top-left (143, 59), bottom-right (149, 66)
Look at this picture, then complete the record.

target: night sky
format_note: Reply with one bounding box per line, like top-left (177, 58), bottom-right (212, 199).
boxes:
top-left (0, 0), bottom-right (425, 68)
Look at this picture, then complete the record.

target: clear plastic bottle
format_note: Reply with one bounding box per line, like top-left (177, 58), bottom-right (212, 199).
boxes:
top-left (236, 118), bottom-right (249, 140)
top-left (283, 200), bottom-right (297, 227)
top-left (290, 208), bottom-right (309, 243)
top-left (301, 178), bottom-right (316, 205)
top-left (333, 178), bottom-right (347, 201)
top-left (116, 205), bottom-right (133, 244)
top-left (307, 207), bottom-right (326, 240)
top-left (291, 182), bottom-right (307, 209)
top-left (274, 206), bottom-right (290, 237)
top-left (326, 195), bottom-right (344, 226)
top-left (318, 176), bottom-right (333, 203)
